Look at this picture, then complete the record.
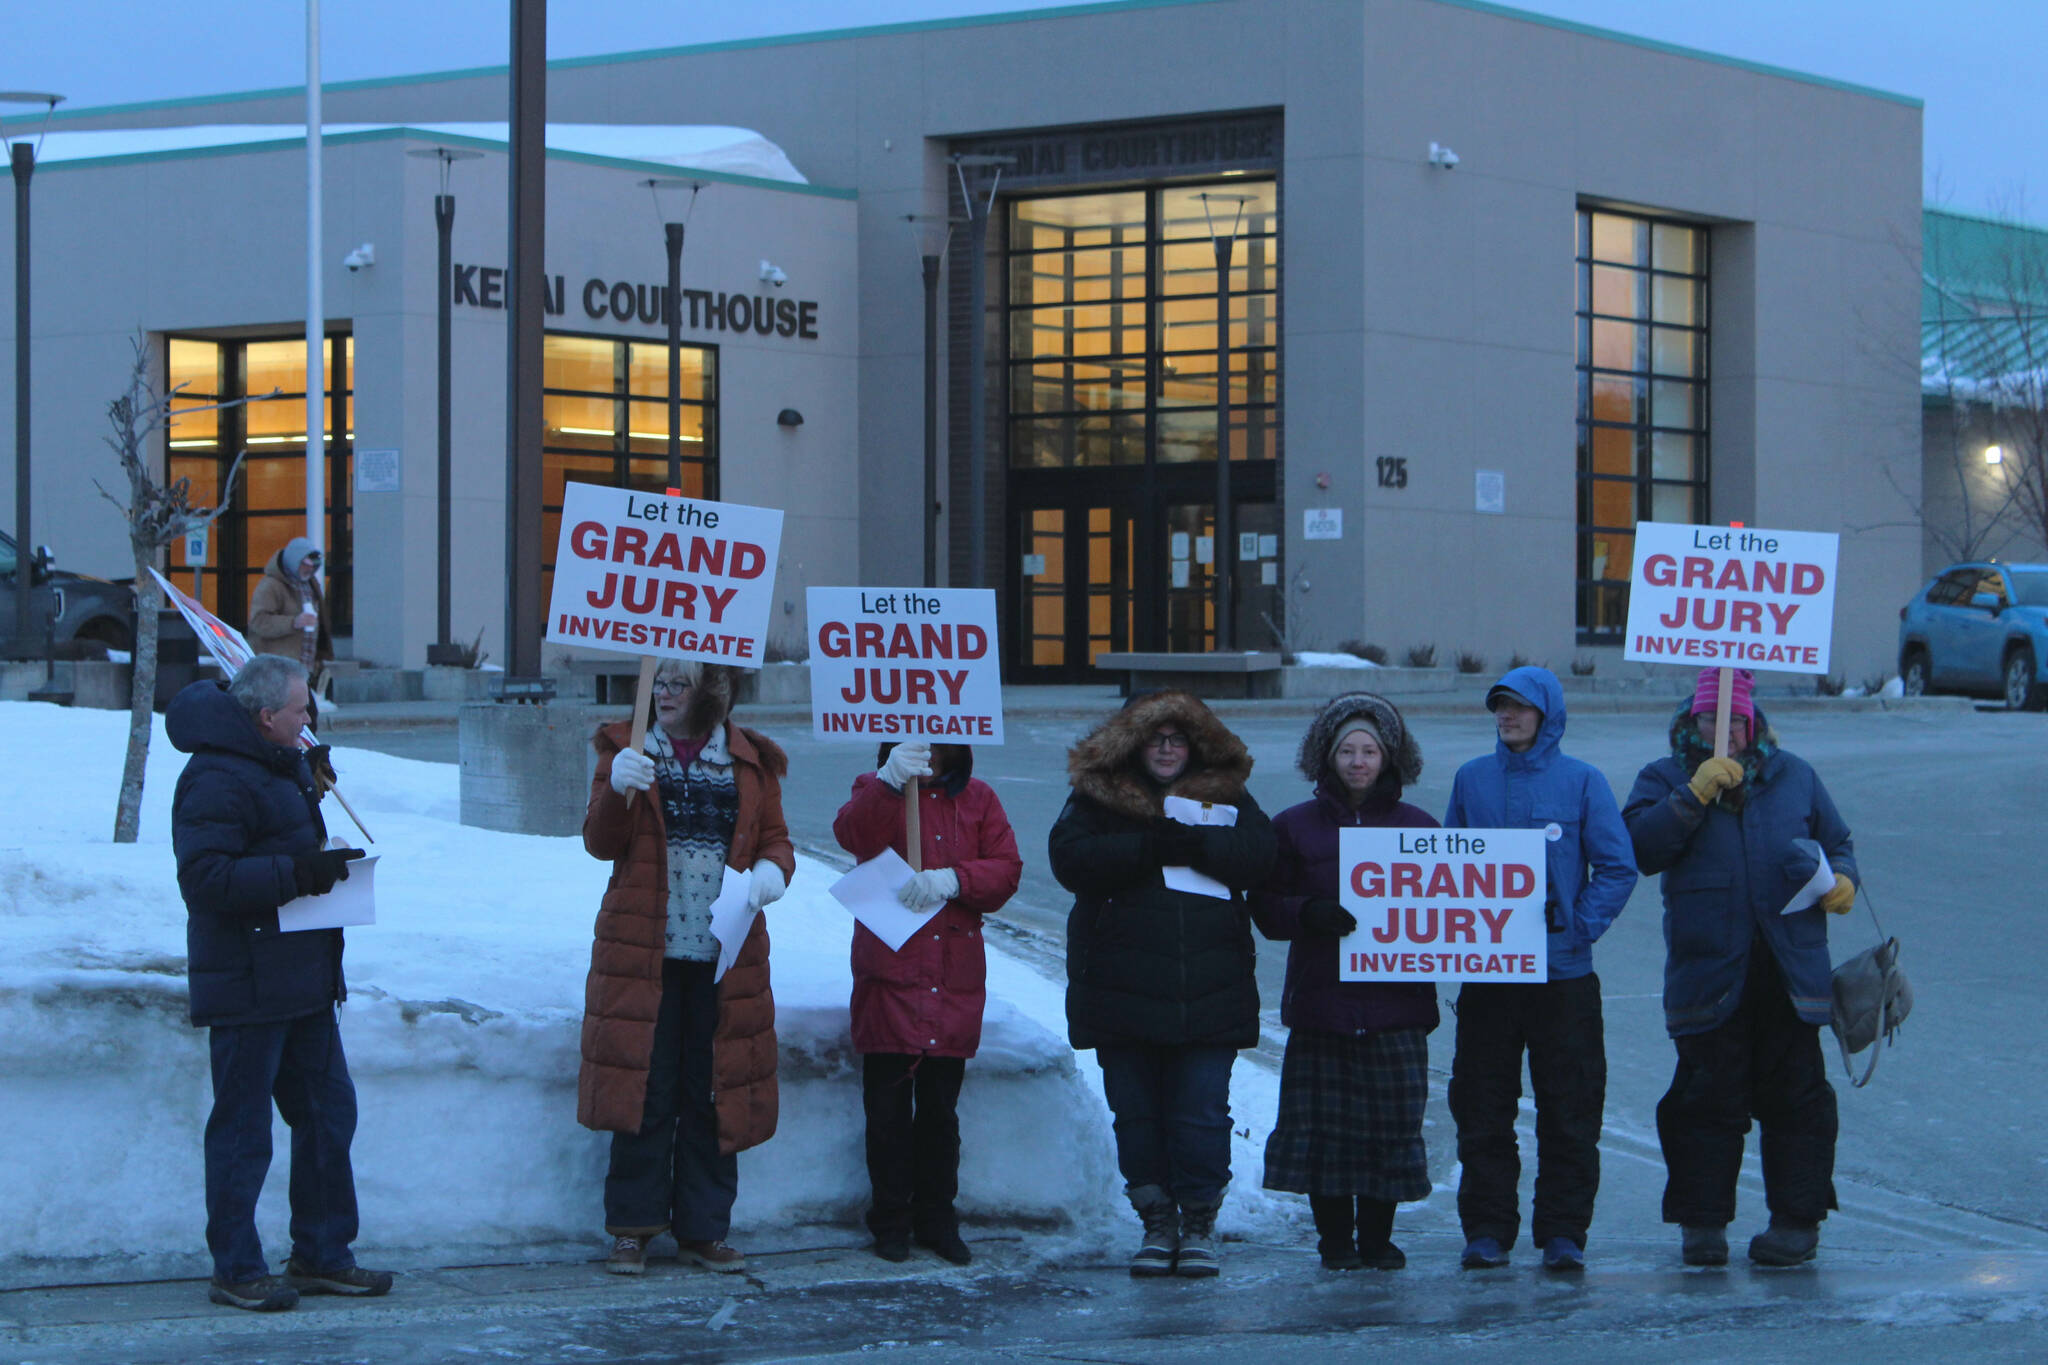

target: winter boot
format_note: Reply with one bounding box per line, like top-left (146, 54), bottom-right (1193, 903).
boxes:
top-left (915, 1225), bottom-right (973, 1266)
top-left (1747, 1220), bottom-right (1820, 1266)
top-left (1681, 1224), bottom-right (1729, 1267)
top-left (604, 1236), bottom-right (647, 1276)
top-left (1127, 1184), bottom-right (1179, 1278)
top-left (1356, 1197), bottom-right (1405, 1270)
top-left (872, 1230), bottom-right (911, 1263)
top-left (1311, 1196), bottom-right (1361, 1269)
top-left (1460, 1236), bottom-right (1510, 1269)
top-left (1176, 1198), bottom-right (1223, 1279)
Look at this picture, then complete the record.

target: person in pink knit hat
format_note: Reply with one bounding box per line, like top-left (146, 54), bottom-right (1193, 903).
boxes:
top-left (1621, 667), bottom-right (1860, 1269)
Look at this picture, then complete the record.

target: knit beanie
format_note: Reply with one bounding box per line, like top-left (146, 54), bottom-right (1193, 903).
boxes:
top-left (1690, 667), bottom-right (1755, 721)
top-left (1327, 716), bottom-right (1385, 765)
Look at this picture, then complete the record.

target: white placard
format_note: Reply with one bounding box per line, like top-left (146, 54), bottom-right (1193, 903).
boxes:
top-left (1304, 508), bottom-right (1342, 540)
top-left (1475, 470), bottom-right (1505, 515)
top-left (1171, 561), bottom-right (1191, 589)
top-left (184, 526), bottom-right (209, 566)
top-left (1238, 532), bottom-right (1260, 560)
top-left (708, 864), bottom-right (756, 983)
top-left (1195, 536), bottom-right (1214, 565)
top-left (1338, 828), bottom-right (1547, 982)
top-left (546, 482), bottom-right (784, 665)
top-left (355, 448), bottom-right (401, 493)
top-left (1623, 522), bottom-right (1840, 674)
top-left (278, 855), bottom-right (378, 932)
top-left (808, 587), bottom-right (1004, 744)
top-left (1161, 795), bottom-right (1237, 899)
top-left (828, 848), bottom-right (942, 952)
top-left (1021, 553), bottom-right (1046, 576)
top-left (1171, 532), bottom-right (1191, 560)
top-left (1258, 534), bottom-right (1278, 559)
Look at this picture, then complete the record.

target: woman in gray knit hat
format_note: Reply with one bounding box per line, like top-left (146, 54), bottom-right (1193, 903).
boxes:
top-left (1252, 693), bottom-right (1440, 1270)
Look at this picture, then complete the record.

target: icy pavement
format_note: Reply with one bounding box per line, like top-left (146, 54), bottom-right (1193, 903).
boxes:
top-left (5, 1232), bottom-right (2046, 1363)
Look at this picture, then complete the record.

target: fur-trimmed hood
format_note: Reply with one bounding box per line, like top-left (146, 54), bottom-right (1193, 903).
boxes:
top-left (1066, 690), bottom-right (1253, 820)
top-left (1295, 692), bottom-right (1422, 787)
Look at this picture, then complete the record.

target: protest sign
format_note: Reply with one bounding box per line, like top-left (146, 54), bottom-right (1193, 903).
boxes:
top-left (1337, 828), bottom-right (1547, 982)
top-left (1623, 522), bottom-right (1839, 675)
top-left (546, 482), bottom-right (784, 666)
top-left (807, 588), bottom-right (1004, 744)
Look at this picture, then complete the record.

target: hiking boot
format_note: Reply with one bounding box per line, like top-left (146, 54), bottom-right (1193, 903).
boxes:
top-left (284, 1257), bottom-right (393, 1296)
top-left (678, 1239), bottom-right (748, 1273)
top-left (1541, 1237), bottom-right (1585, 1273)
top-left (605, 1236), bottom-right (648, 1276)
top-left (1681, 1224), bottom-right (1729, 1267)
top-left (1748, 1220), bottom-right (1819, 1267)
top-left (1460, 1236), bottom-right (1510, 1269)
top-left (1128, 1184), bottom-right (1179, 1278)
top-left (872, 1231), bottom-right (911, 1263)
top-left (1175, 1199), bottom-right (1222, 1279)
top-left (916, 1227), bottom-right (973, 1266)
top-left (209, 1275), bottom-right (298, 1311)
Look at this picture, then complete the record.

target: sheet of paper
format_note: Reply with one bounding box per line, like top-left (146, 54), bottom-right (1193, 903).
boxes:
top-left (828, 848), bottom-right (940, 952)
top-left (709, 864), bottom-right (756, 983)
top-left (278, 855), bottom-right (378, 932)
top-left (1161, 796), bottom-right (1237, 899)
top-left (1781, 846), bottom-right (1834, 916)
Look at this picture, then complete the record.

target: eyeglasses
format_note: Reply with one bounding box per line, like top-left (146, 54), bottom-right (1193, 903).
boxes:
top-left (1144, 731), bottom-right (1191, 752)
top-left (650, 678), bottom-right (693, 695)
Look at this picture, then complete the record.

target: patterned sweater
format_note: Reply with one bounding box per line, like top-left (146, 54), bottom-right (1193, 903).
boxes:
top-left (648, 725), bottom-right (739, 961)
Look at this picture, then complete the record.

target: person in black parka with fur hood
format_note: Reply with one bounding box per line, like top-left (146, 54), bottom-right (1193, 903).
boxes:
top-left (1049, 690), bottom-right (1276, 1280)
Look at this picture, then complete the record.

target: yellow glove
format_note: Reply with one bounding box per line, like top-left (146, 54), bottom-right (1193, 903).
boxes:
top-left (1687, 756), bottom-right (1744, 805)
top-left (1819, 873), bottom-right (1856, 916)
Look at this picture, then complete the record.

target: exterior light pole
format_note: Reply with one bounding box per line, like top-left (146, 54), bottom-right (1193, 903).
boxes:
top-left (2, 92), bottom-right (64, 660)
top-left (503, 0), bottom-right (547, 688)
top-left (1200, 192), bottom-right (1254, 652)
top-left (408, 146), bottom-right (482, 661)
top-left (906, 213), bottom-right (961, 589)
top-left (950, 154), bottom-right (1015, 590)
top-left (642, 178), bottom-right (706, 496)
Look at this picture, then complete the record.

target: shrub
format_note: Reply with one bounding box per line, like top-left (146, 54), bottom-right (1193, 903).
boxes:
top-left (1570, 655), bottom-right (1597, 677)
top-left (763, 632), bottom-right (810, 665)
top-left (1337, 639), bottom-right (1390, 665)
top-left (1405, 643), bottom-right (1438, 669)
top-left (1455, 650), bottom-right (1486, 674)
top-left (1508, 651), bottom-right (1532, 671)
top-left (1814, 673), bottom-right (1846, 697)
top-left (1862, 673), bottom-right (1890, 697)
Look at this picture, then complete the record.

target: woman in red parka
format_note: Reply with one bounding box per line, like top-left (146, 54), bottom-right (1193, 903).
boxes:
top-left (832, 740), bottom-right (1022, 1267)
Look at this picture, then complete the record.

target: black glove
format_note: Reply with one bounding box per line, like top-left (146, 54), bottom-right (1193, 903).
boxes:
top-left (1300, 898), bottom-right (1358, 938)
top-left (1152, 818), bottom-right (1207, 866)
top-left (305, 744), bottom-right (337, 789)
top-left (293, 847), bottom-right (366, 897)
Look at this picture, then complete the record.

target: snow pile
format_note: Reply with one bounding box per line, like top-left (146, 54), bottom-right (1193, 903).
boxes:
top-left (1292, 652), bottom-right (1383, 670)
top-left (0, 702), bottom-right (1116, 1286)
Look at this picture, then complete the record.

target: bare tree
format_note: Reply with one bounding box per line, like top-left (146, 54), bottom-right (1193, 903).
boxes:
top-left (97, 334), bottom-right (271, 843)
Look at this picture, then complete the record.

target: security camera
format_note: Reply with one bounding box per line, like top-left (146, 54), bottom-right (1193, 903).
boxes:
top-left (342, 243), bottom-right (376, 272)
top-left (758, 259), bottom-right (787, 288)
top-left (1427, 142), bottom-right (1460, 170)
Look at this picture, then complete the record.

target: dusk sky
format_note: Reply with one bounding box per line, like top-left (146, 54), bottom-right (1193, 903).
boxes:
top-left (6, 0), bottom-right (2042, 218)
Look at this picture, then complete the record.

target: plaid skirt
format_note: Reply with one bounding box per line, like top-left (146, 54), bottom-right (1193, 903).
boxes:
top-left (1262, 1026), bottom-right (1431, 1200)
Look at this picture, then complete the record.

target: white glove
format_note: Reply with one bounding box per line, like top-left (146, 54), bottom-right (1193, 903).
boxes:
top-left (748, 860), bottom-right (788, 911)
top-left (878, 742), bottom-right (932, 790)
top-left (897, 867), bottom-right (960, 912)
top-left (609, 748), bottom-right (656, 796)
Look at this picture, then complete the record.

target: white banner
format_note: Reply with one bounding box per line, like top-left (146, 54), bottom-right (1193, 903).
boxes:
top-left (546, 482), bottom-right (783, 664)
top-left (807, 587), bottom-right (1003, 743)
top-left (1338, 828), bottom-right (1548, 982)
top-left (1623, 522), bottom-right (1839, 674)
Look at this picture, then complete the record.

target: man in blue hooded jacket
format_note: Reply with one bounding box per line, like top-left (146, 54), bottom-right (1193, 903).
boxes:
top-left (169, 655), bottom-right (386, 1311)
top-left (1443, 666), bottom-right (1637, 1272)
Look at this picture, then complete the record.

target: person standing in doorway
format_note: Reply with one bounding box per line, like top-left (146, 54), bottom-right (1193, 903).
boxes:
top-left (1443, 666), bottom-right (1637, 1272)
top-left (1050, 691), bottom-right (1276, 1280)
top-left (249, 537), bottom-right (331, 675)
top-left (832, 741), bottom-right (1022, 1266)
top-left (1622, 668), bottom-right (1858, 1267)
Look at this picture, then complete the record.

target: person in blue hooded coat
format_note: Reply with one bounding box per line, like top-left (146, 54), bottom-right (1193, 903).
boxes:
top-left (169, 656), bottom-right (386, 1312)
top-left (1622, 668), bottom-right (1858, 1269)
top-left (1442, 666), bottom-right (1637, 1272)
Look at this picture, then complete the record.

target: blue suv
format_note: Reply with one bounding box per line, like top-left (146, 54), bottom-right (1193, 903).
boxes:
top-left (1897, 561), bottom-right (2048, 710)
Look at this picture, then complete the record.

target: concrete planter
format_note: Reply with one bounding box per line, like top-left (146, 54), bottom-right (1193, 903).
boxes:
top-left (331, 668), bottom-right (425, 704)
top-left (0, 659), bottom-right (133, 709)
top-left (458, 702), bottom-right (614, 835)
top-left (737, 663), bottom-right (810, 705)
top-left (1278, 665), bottom-right (1455, 697)
top-left (423, 666), bottom-right (500, 702)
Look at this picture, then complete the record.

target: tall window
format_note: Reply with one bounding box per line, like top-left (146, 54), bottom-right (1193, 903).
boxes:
top-left (541, 332), bottom-right (718, 600)
top-left (1007, 181), bottom-right (1279, 469)
top-left (164, 334), bottom-right (354, 630)
top-left (1575, 209), bottom-right (1707, 639)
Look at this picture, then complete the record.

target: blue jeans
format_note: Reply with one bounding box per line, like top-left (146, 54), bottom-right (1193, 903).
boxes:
top-left (205, 1010), bottom-right (360, 1283)
top-left (604, 958), bottom-right (739, 1241)
top-left (1096, 1044), bottom-right (1236, 1205)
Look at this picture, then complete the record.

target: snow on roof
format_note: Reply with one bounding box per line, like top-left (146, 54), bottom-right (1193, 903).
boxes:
top-left (13, 122), bottom-right (808, 184)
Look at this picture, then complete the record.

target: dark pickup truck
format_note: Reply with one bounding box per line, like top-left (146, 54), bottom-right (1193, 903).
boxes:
top-left (0, 530), bottom-right (138, 658)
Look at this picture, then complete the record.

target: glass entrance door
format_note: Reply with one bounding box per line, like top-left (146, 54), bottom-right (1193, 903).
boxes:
top-left (1014, 500), bottom-right (1137, 679)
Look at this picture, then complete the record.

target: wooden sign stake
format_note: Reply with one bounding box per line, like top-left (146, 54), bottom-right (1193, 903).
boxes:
top-left (625, 654), bottom-right (660, 805)
top-left (904, 775), bottom-right (923, 872)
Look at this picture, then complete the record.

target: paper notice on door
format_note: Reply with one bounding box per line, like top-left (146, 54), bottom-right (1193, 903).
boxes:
top-left (1160, 796), bottom-right (1237, 899)
top-left (1261, 561), bottom-right (1277, 585)
top-left (709, 864), bottom-right (757, 981)
top-left (828, 847), bottom-right (940, 951)
top-left (278, 855), bottom-right (378, 932)
top-left (1171, 561), bottom-right (1191, 588)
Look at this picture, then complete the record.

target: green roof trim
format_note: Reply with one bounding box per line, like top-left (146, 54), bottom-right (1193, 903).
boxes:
top-left (32, 126), bottom-right (856, 199)
top-left (47, 0), bottom-right (1917, 126)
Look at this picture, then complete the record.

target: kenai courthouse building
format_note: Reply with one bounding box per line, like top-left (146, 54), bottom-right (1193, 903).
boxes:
top-left (6, 0), bottom-right (1925, 681)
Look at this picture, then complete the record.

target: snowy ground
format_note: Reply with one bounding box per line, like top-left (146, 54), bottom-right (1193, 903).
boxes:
top-left (0, 701), bottom-right (1241, 1286)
